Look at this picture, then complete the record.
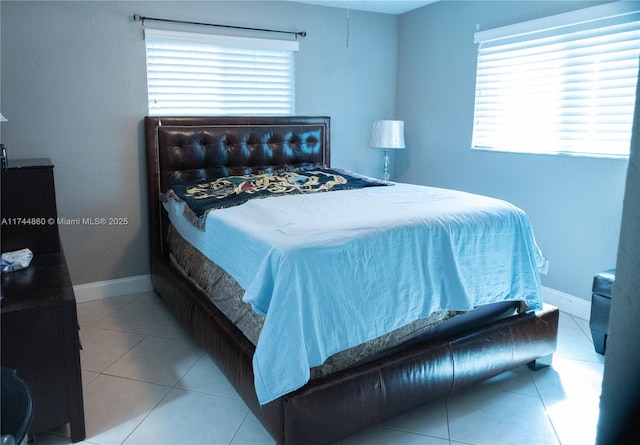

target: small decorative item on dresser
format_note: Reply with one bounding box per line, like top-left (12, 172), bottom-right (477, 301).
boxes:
top-left (1, 249), bottom-right (34, 273)
top-left (0, 112), bottom-right (7, 171)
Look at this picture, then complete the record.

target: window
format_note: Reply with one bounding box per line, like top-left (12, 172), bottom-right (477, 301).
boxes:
top-left (472, 2), bottom-right (640, 159)
top-left (144, 29), bottom-right (298, 116)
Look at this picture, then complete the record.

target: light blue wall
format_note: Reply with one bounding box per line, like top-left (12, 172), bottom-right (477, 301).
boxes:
top-left (396, 1), bottom-right (629, 300)
top-left (1, 1), bottom-right (398, 284)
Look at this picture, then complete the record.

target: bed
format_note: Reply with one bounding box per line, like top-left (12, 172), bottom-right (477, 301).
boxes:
top-left (144, 115), bottom-right (558, 445)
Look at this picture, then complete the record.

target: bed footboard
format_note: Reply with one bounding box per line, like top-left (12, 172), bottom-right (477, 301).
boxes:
top-left (282, 304), bottom-right (557, 445)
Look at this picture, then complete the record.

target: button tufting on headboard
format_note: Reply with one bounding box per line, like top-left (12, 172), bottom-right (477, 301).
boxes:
top-left (148, 117), bottom-right (330, 193)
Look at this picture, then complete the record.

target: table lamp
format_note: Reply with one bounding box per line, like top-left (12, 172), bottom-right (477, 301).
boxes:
top-left (370, 119), bottom-right (405, 181)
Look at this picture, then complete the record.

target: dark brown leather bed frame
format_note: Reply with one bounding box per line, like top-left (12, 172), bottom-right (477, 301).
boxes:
top-left (144, 115), bottom-right (558, 445)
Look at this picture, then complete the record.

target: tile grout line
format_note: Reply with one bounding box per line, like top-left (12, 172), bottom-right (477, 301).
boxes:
top-left (527, 365), bottom-right (564, 445)
top-left (98, 301), bottom-right (199, 445)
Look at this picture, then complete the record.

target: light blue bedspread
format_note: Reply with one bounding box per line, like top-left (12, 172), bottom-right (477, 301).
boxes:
top-left (164, 182), bottom-right (546, 405)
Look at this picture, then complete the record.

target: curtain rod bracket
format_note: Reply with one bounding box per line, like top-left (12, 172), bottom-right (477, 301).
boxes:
top-left (132, 14), bottom-right (306, 39)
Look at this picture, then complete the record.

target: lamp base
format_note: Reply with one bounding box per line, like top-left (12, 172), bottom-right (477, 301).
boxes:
top-left (1, 143), bottom-right (7, 171)
top-left (383, 149), bottom-right (390, 181)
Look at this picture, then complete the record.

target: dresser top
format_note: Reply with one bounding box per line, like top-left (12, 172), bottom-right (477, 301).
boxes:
top-left (6, 158), bottom-right (53, 169)
top-left (1, 253), bottom-right (76, 312)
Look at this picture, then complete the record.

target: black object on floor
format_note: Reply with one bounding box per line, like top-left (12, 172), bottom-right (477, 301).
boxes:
top-left (589, 269), bottom-right (616, 355)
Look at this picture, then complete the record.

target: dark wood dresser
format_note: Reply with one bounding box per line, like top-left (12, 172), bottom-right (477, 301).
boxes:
top-left (1, 159), bottom-right (86, 442)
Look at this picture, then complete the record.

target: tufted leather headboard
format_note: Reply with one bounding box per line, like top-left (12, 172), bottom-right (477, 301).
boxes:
top-left (145, 116), bottom-right (330, 193)
top-left (145, 116), bottom-right (330, 255)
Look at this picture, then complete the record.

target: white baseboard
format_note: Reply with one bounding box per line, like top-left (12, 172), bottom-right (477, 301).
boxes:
top-left (542, 285), bottom-right (591, 320)
top-left (73, 274), bottom-right (153, 303)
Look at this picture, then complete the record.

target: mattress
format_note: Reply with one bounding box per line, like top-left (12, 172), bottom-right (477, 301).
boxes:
top-left (163, 179), bottom-right (546, 404)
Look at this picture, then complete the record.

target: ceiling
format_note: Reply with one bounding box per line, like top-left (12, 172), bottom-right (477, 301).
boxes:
top-left (288, 0), bottom-right (437, 15)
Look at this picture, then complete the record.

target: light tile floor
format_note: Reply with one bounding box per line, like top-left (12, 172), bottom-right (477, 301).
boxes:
top-left (37, 291), bottom-right (605, 445)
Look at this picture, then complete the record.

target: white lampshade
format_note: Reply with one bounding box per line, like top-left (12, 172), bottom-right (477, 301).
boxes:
top-left (370, 120), bottom-right (405, 149)
top-left (0, 113), bottom-right (7, 122)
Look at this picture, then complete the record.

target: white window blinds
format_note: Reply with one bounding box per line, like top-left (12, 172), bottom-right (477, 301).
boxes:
top-left (144, 29), bottom-right (298, 116)
top-left (472, 2), bottom-right (640, 159)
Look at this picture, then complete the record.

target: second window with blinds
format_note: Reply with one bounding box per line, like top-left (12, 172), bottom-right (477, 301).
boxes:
top-left (472, 2), bottom-right (640, 159)
top-left (144, 29), bottom-right (298, 116)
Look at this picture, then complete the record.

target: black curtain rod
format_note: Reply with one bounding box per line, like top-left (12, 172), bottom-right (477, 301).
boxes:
top-left (133, 14), bottom-right (306, 38)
